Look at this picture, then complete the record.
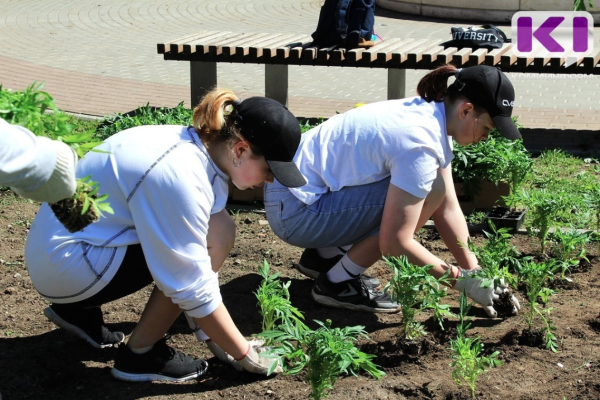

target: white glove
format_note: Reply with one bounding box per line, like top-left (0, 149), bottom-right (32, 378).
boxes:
top-left (237, 345), bottom-right (283, 375)
top-left (206, 339), bottom-right (265, 371)
top-left (453, 268), bottom-right (520, 318)
top-left (11, 139), bottom-right (77, 203)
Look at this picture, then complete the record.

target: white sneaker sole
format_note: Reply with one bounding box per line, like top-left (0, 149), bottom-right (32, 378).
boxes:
top-left (311, 290), bottom-right (401, 314)
top-left (43, 306), bottom-right (124, 349)
top-left (111, 368), bottom-right (204, 382)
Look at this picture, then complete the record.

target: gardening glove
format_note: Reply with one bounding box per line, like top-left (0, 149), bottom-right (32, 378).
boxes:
top-left (237, 345), bottom-right (283, 376)
top-left (206, 339), bottom-right (265, 372)
top-left (453, 268), bottom-right (520, 318)
top-left (11, 139), bottom-right (78, 204)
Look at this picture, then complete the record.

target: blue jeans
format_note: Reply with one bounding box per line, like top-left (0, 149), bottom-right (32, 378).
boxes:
top-left (264, 177), bottom-right (390, 248)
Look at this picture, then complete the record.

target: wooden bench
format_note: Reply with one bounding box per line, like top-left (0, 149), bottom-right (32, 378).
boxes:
top-left (157, 30), bottom-right (600, 108)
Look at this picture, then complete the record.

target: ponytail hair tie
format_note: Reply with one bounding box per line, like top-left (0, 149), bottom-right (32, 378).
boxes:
top-left (232, 98), bottom-right (242, 108)
top-left (455, 68), bottom-right (466, 91)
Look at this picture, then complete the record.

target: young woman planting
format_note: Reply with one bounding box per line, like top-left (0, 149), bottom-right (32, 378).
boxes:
top-left (25, 91), bottom-right (305, 382)
top-left (264, 64), bottom-right (521, 317)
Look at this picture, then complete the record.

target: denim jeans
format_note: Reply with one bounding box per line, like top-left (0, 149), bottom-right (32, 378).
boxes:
top-left (264, 177), bottom-right (390, 248)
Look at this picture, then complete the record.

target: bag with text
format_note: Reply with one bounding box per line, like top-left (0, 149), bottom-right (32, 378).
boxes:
top-left (448, 25), bottom-right (510, 50)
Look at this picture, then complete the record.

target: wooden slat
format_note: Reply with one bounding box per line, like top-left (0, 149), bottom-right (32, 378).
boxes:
top-left (485, 43), bottom-right (511, 66)
top-left (360, 38), bottom-right (404, 63)
top-left (468, 48), bottom-right (488, 66)
top-left (390, 39), bottom-right (429, 65)
top-left (249, 34), bottom-right (298, 58)
top-left (237, 33), bottom-right (284, 57)
top-left (500, 49), bottom-right (518, 68)
top-left (276, 40), bottom-right (311, 59)
top-left (375, 39), bottom-right (416, 63)
top-left (436, 47), bottom-right (458, 64)
top-left (301, 46), bottom-right (319, 61)
top-left (289, 42), bottom-right (315, 60)
top-left (346, 47), bottom-right (367, 63)
top-left (157, 31), bottom-right (216, 54)
top-left (208, 32), bottom-right (249, 56)
top-left (262, 35), bottom-right (310, 59)
top-left (407, 43), bottom-right (443, 67)
top-left (550, 57), bottom-right (565, 68)
top-left (452, 48), bottom-right (472, 66)
top-left (223, 32), bottom-right (272, 56)
top-left (533, 55), bottom-right (552, 68)
top-left (183, 31), bottom-right (232, 54)
top-left (420, 45), bottom-right (445, 66)
top-left (330, 48), bottom-right (346, 62)
top-left (583, 48), bottom-right (600, 69)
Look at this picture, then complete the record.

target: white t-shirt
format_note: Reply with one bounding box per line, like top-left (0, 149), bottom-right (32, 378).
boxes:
top-left (290, 97), bottom-right (454, 205)
top-left (26, 125), bottom-right (229, 319)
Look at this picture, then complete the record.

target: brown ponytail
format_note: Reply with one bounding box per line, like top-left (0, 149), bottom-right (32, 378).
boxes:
top-left (416, 64), bottom-right (458, 102)
top-left (192, 88), bottom-right (245, 148)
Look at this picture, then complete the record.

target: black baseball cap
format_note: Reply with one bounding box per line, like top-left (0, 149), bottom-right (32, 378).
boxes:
top-left (454, 65), bottom-right (521, 140)
top-left (235, 97), bottom-right (306, 188)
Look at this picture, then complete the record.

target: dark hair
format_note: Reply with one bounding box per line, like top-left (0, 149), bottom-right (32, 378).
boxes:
top-left (192, 88), bottom-right (263, 155)
top-left (416, 64), bottom-right (485, 113)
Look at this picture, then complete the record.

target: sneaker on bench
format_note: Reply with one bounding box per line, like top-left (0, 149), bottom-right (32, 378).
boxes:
top-left (297, 248), bottom-right (381, 289)
top-left (311, 274), bottom-right (401, 314)
top-left (44, 305), bottom-right (124, 349)
top-left (111, 336), bottom-right (208, 382)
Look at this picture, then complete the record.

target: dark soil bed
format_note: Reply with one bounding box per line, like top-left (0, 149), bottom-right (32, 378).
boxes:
top-left (2, 190), bottom-right (600, 400)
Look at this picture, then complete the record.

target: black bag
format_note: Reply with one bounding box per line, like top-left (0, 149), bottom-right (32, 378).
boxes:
top-left (448, 24), bottom-right (510, 50)
top-left (311, 0), bottom-right (376, 49)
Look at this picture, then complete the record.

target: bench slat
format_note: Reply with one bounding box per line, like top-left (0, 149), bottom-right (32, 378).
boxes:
top-left (221, 33), bottom-right (272, 56)
top-left (435, 47), bottom-right (458, 64)
top-left (501, 50), bottom-right (518, 68)
top-left (184, 31), bottom-right (233, 54)
top-left (262, 35), bottom-right (312, 59)
top-left (485, 43), bottom-right (511, 66)
top-left (420, 45), bottom-right (445, 67)
top-left (407, 43), bottom-right (444, 67)
top-left (158, 31), bottom-right (218, 54)
top-left (390, 39), bottom-right (430, 66)
top-left (452, 48), bottom-right (473, 66)
top-left (583, 48), bottom-right (600, 69)
top-left (360, 38), bottom-right (404, 63)
top-left (250, 34), bottom-right (299, 58)
top-left (375, 39), bottom-right (416, 63)
top-left (208, 32), bottom-right (250, 56)
top-left (276, 40), bottom-right (313, 59)
top-left (468, 48), bottom-right (489, 66)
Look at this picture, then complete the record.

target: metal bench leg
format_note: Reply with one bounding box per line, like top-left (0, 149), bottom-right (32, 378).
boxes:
top-left (388, 68), bottom-right (406, 100)
top-left (265, 64), bottom-right (289, 107)
top-left (190, 61), bottom-right (217, 108)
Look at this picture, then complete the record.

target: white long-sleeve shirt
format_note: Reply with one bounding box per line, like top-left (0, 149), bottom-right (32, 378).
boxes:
top-left (25, 125), bottom-right (229, 318)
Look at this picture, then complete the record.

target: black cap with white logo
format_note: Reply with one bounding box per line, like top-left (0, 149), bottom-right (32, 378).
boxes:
top-left (234, 97), bottom-right (306, 188)
top-left (454, 65), bottom-right (521, 140)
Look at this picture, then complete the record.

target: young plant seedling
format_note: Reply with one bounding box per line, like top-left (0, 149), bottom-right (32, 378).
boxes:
top-left (449, 290), bottom-right (502, 400)
top-left (0, 82), bottom-right (112, 232)
top-left (254, 259), bottom-right (308, 341)
top-left (551, 227), bottom-right (590, 280)
top-left (262, 319), bottom-right (384, 400)
top-left (515, 259), bottom-right (558, 352)
top-left (505, 188), bottom-right (573, 254)
top-left (384, 255), bottom-right (454, 339)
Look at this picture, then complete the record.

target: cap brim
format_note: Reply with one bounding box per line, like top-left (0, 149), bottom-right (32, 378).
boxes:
top-left (492, 115), bottom-right (522, 140)
top-left (266, 160), bottom-right (307, 188)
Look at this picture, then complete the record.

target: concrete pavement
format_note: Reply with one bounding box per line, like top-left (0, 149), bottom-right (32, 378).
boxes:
top-left (0, 0), bottom-right (598, 129)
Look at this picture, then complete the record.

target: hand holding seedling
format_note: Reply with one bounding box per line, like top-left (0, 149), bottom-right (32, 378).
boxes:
top-left (205, 338), bottom-right (266, 372)
top-left (453, 268), bottom-right (520, 318)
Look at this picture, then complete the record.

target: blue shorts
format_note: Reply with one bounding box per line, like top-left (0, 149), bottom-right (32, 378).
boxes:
top-left (264, 177), bottom-right (391, 248)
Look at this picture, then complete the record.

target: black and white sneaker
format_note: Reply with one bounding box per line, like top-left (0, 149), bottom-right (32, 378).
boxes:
top-left (297, 248), bottom-right (381, 289)
top-left (111, 336), bottom-right (208, 382)
top-left (311, 274), bottom-right (401, 313)
top-left (44, 305), bottom-right (125, 349)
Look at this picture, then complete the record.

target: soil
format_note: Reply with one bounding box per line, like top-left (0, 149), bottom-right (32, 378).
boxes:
top-left (2, 189), bottom-right (600, 400)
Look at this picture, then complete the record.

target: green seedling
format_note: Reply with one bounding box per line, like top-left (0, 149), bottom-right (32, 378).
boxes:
top-left (0, 82), bottom-right (112, 231)
top-left (505, 188), bottom-right (573, 254)
top-left (462, 221), bottom-right (520, 289)
top-left (449, 291), bottom-right (502, 400)
top-left (582, 179), bottom-right (600, 253)
top-left (262, 319), bottom-right (384, 400)
top-left (384, 255), bottom-right (454, 339)
top-left (254, 259), bottom-right (308, 341)
top-left (515, 259), bottom-right (558, 352)
top-left (551, 227), bottom-right (590, 280)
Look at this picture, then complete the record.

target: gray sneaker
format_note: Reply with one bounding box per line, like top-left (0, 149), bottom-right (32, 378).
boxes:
top-left (311, 274), bottom-right (400, 313)
top-left (297, 248), bottom-right (381, 289)
top-left (111, 336), bottom-right (208, 382)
